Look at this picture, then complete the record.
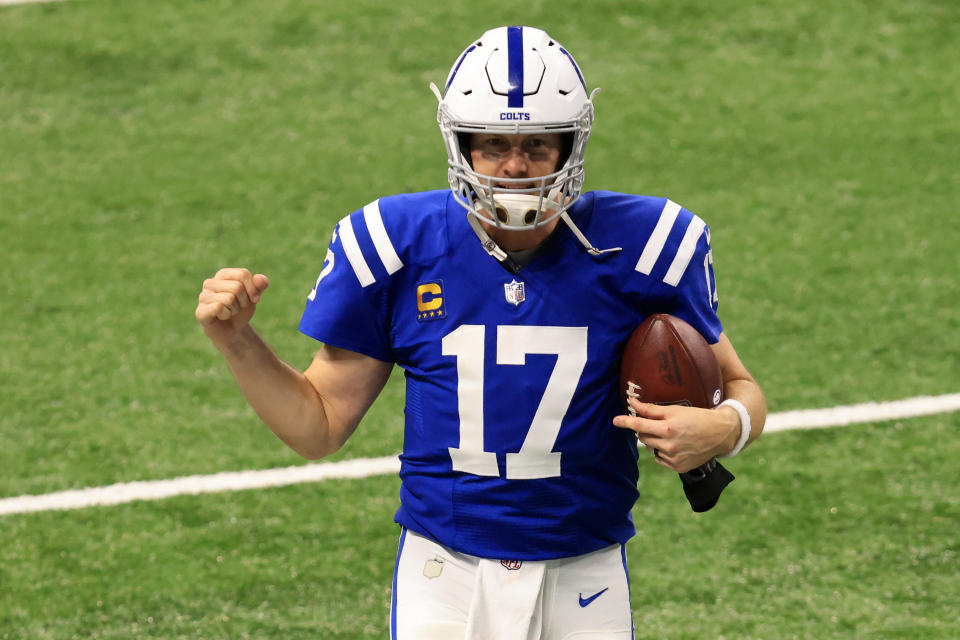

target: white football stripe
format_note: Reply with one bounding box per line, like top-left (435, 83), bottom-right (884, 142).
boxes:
top-left (363, 200), bottom-right (403, 275)
top-left (338, 215), bottom-right (376, 287)
top-left (635, 199), bottom-right (681, 275)
top-left (1, 393), bottom-right (958, 516)
top-left (663, 216), bottom-right (706, 287)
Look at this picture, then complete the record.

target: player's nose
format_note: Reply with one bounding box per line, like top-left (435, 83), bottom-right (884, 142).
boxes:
top-left (501, 148), bottom-right (529, 177)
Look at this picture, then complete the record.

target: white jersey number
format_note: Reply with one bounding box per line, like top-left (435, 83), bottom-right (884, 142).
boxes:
top-left (307, 228), bottom-right (338, 301)
top-left (442, 324), bottom-right (588, 480)
top-left (703, 228), bottom-right (718, 307)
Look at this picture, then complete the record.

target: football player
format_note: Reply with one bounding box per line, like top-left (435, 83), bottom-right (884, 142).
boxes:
top-left (196, 26), bottom-right (767, 640)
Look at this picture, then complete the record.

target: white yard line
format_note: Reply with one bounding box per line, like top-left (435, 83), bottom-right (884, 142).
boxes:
top-left (763, 393), bottom-right (960, 432)
top-left (0, 456), bottom-right (401, 517)
top-left (2, 393), bottom-right (958, 516)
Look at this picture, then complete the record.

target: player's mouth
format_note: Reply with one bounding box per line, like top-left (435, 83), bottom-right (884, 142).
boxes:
top-left (495, 181), bottom-right (535, 190)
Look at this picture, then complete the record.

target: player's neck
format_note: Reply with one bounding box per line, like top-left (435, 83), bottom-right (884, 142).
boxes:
top-left (479, 218), bottom-right (561, 252)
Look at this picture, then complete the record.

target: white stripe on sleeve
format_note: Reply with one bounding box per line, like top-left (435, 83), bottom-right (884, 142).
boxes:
top-left (635, 199), bottom-right (681, 275)
top-left (663, 216), bottom-right (706, 286)
top-left (338, 215), bottom-right (376, 287)
top-left (363, 200), bottom-right (403, 275)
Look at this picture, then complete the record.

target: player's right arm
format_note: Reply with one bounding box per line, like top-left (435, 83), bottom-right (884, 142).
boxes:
top-left (195, 268), bottom-right (393, 459)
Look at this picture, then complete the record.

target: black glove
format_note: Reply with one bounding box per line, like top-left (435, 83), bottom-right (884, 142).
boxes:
top-left (678, 458), bottom-right (734, 512)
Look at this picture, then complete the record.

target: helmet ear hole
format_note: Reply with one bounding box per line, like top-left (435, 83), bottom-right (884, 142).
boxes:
top-left (457, 132), bottom-right (474, 168)
top-left (557, 132), bottom-right (575, 170)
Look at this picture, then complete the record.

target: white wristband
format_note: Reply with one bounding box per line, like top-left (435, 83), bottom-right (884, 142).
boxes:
top-left (717, 398), bottom-right (751, 458)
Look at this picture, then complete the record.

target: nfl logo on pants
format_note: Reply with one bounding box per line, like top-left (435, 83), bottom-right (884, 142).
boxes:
top-left (504, 280), bottom-right (525, 306)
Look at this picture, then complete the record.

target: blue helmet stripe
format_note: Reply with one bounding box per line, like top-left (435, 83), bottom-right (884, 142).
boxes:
top-left (559, 47), bottom-right (586, 90)
top-left (507, 26), bottom-right (524, 107)
top-left (444, 45), bottom-right (476, 94)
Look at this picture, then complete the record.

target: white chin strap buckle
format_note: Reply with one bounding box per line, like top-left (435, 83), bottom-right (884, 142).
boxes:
top-left (486, 193), bottom-right (561, 227)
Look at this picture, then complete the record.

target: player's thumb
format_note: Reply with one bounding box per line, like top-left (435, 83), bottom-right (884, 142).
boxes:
top-left (252, 274), bottom-right (270, 302)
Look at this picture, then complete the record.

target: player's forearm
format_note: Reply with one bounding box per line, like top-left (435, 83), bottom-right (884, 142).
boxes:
top-left (213, 325), bottom-right (337, 459)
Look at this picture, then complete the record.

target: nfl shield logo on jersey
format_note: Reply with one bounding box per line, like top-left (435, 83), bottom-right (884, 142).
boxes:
top-left (500, 559), bottom-right (523, 571)
top-left (504, 280), bottom-right (526, 306)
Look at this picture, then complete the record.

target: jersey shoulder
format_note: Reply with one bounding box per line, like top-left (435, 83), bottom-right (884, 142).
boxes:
top-left (579, 191), bottom-right (720, 334)
top-left (585, 190), bottom-right (704, 236)
top-left (331, 190), bottom-right (451, 290)
top-left (581, 190), bottom-right (711, 284)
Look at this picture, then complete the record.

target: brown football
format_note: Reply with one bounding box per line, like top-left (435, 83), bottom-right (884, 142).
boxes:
top-left (619, 314), bottom-right (723, 413)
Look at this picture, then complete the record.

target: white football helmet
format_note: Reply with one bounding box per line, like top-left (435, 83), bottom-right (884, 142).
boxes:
top-left (431, 26), bottom-right (605, 250)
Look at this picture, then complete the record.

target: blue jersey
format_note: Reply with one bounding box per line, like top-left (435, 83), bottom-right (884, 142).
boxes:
top-left (299, 190), bottom-right (722, 560)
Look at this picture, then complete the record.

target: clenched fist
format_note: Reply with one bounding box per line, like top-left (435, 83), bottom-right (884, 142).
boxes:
top-left (196, 268), bottom-right (270, 340)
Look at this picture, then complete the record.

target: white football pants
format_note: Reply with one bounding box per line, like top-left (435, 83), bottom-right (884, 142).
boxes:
top-left (390, 528), bottom-right (634, 640)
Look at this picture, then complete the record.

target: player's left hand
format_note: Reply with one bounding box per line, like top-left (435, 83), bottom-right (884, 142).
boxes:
top-left (613, 398), bottom-right (738, 473)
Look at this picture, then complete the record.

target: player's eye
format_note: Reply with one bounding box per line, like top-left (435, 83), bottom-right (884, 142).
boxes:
top-left (524, 139), bottom-right (554, 160)
top-left (477, 137), bottom-right (510, 161)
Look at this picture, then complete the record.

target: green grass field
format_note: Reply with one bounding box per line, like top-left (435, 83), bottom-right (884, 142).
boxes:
top-left (1, 0), bottom-right (958, 638)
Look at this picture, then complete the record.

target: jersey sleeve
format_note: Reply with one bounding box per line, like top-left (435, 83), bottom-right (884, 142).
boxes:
top-left (298, 212), bottom-right (394, 362)
top-left (669, 219), bottom-right (722, 344)
top-left (628, 197), bottom-right (723, 344)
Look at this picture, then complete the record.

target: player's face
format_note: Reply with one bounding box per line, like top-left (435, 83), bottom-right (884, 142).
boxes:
top-left (469, 133), bottom-right (563, 186)
top-left (469, 133), bottom-right (565, 251)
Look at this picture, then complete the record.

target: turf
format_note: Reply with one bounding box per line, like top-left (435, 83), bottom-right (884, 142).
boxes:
top-left (1, 0), bottom-right (958, 637)
top-left (2, 415), bottom-right (956, 638)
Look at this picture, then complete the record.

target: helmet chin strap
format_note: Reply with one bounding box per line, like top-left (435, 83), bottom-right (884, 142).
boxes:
top-left (467, 213), bottom-right (509, 262)
top-left (558, 211), bottom-right (622, 257)
top-left (466, 193), bottom-right (622, 262)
